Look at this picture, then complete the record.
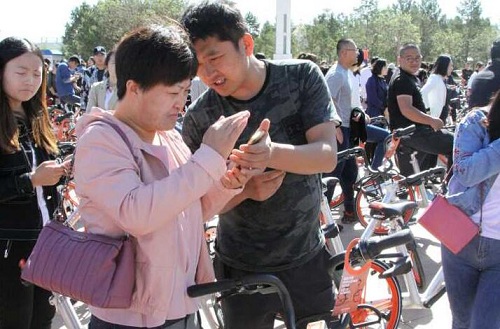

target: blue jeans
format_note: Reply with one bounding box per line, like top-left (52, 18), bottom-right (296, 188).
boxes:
top-left (442, 235), bottom-right (500, 329)
top-left (324, 126), bottom-right (358, 212)
top-left (365, 124), bottom-right (389, 169)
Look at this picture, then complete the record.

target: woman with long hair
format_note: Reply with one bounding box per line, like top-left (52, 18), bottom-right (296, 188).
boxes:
top-left (443, 91), bottom-right (500, 328)
top-left (0, 37), bottom-right (68, 328)
top-left (421, 54), bottom-right (454, 122)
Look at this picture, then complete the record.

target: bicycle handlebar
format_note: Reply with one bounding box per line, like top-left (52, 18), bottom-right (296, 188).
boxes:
top-left (337, 146), bottom-right (365, 163)
top-left (355, 229), bottom-right (413, 262)
top-left (187, 274), bottom-right (296, 329)
top-left (370, 115), bottom-right (389, 126)
top-left (405, 166), bottom-right (446, 186)
top-left (393, 125), bottom-right (416, 138)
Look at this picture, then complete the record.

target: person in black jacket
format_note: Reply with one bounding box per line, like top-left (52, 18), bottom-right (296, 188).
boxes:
top-left (469, 38), bottom-right (500, 108)
top-left (0, 37), bottom-right (69, 329)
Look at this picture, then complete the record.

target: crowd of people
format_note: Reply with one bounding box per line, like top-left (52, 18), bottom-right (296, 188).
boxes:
top-left (1, 1), bottom-right (500, 329)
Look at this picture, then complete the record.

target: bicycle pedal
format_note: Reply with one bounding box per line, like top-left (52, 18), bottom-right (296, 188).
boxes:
top-left (322, 223), bottom-right (342, 238)
top-left (378, 256), bottom-right (412, 278)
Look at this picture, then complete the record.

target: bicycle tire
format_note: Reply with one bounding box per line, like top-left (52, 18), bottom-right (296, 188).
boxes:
top-left (408, 241), bottom-right (426, 293)
top-left (355, 175), bottom-right (416, 235)
top-left (349, 260), bottom-right (403, 329)
top-left (330, 190), bottom-right (345, 209)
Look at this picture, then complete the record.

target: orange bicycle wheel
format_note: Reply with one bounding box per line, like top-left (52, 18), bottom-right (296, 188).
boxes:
top-left (349, 260), bottom-right (402, 329)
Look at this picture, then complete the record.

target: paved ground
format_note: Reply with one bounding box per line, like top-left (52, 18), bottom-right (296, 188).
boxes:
top-left (53, 207), bottom-right (452, 329)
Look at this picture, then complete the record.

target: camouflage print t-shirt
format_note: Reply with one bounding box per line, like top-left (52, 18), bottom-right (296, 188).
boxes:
top-left (182, 60), bottom-right (339, 272)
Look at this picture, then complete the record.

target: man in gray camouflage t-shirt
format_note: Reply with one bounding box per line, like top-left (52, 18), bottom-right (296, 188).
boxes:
top-left (182, 3), bottom-right (341, 328)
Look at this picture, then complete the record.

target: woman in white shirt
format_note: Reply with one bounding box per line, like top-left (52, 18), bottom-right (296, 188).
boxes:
top-left (421, 55), bottom-right (454, 122)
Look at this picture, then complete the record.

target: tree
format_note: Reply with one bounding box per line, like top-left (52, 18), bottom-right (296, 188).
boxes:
top-left (417, 0), bottom-right (442, 61)
top-left (245, 12), bottom-right (260, 39)
top-left (371, 9), bottom-right (420, 62)
top-left (253, 21), bottom-right (276, 59)
top-left (352, 0), bottom-right (380, 51)
top-left (299, 11), bottom-right (342, 62)
top-left (392, 0), bottom-right (416, 14)
top-left (63, 0), bottom-right (188, 59)
top-left (457, 0), bottom-right (484, 64)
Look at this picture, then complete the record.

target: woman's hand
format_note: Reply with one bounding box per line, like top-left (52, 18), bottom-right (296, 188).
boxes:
top-left (221, 162), bottom-right (264, 189)
top-left (30, 160), bottom-right (66, 186)
top-left (202, 111), bottom-right (250, 159)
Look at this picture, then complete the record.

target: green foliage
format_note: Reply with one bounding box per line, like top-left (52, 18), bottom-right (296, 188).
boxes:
top-left (61, 0), bottom-right (499, 68)
top-left (63, 0), bottom-right (188, 59)
top-left (249, 0), bottom-right (498, 67)
top-left (245, 12), bottom-right (260, 39)
top-left (253, 21), bottom-right (276, 59)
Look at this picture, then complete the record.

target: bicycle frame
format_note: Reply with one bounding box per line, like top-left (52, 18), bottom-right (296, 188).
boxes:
top-left (409, 152), bottom-right (430, 208)
top-left (51, 293), bottom-right (83, 329)
top-left (362, 179), bottom-right (446, 309)
top-left (397, 244), bottom-right (446, 309)
top-left (320, 190), bottom-right (344, 254)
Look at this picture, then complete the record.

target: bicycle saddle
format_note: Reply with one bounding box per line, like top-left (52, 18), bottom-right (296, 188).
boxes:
top-left (369, 200), bottom-right (418, 218)
top-left (321, 177), bottom-right (339, 193)
top-left (55, 112), bottom-right (73, 124)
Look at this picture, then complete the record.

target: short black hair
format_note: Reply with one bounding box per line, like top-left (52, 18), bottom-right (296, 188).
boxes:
top-left (105, 50), bottom-right (115, 66)
top-left (356, 49), bottom-right (364, 67)
top-left (68, 56), bottom-right (81, 65)
top-left (181, 1), bottom-right (248, 49)
top-left (372, 58), bottom-right (387, 76)
top-left (255, 52), bottom-right (266, 60)
top-left (114, 25), bottom-right (197, 100)
top-left (297, 52), bottom-right (318, 63)
top-left (491, 38), bottom-right (500, 60)
top-left (370, 56), bottom-right (379, 65)
top-left (432, 55), bottom-right (452, 76)
top-left (336, 38), bottom-right (355, 56)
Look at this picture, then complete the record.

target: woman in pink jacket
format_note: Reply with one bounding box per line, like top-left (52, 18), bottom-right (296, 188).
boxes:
top-left (74, 25), bottom-right (259, 329)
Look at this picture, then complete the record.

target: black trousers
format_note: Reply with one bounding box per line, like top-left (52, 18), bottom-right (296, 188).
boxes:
top-left (0, 240), bottom-right (55, 329)
top-left (213, 247), bottom-right (334, 329)
top-left (396, 127), bottom-right (454, 177)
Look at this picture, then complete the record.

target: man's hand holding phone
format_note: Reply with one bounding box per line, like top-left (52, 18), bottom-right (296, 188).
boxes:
top-left (229, 118), bottom-right (272, 173)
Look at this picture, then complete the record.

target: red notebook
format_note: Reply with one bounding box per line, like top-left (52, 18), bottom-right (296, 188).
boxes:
top-left (419, 195), bottom-right (479, 254)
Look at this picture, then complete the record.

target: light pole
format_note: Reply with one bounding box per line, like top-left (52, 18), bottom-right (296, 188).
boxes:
top-left (274, 0), bottom-right (292, 59)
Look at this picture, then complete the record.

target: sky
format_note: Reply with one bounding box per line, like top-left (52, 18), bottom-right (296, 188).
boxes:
top-left (0, 0), bottom-right (498, 43)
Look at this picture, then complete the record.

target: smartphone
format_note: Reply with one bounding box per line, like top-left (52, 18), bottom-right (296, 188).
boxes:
top-left (246, 129), bottom-right (265, 145)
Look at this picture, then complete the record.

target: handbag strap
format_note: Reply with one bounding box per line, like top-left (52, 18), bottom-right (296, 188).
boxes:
top-left (56, 120), bottom-right (138, 223)
top-left (479, 183), bottom-right (484, 234)
top-left (69, 120), bottom-right (136, 178)
top-left (99, 120), bottom-right (135, 157)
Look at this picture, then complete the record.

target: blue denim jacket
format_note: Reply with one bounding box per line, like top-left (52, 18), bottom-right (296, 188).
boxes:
top-left (447, 108), bottom-right (500, 216)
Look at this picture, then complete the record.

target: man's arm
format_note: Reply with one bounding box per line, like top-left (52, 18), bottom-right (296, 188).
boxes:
top-left (268, 121), bottom-right (337, 174)
top-left (223, 117), bottom-right (337, 212)
top-left (231, 120), bottom-right (337, 175)
top-left (397, 95), bottom-right (443, 131)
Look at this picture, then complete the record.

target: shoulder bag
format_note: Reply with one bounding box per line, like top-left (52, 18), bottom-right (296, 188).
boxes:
top-left (419, 184), bottom-right (484, 255)
top-left (21, 120), bottom-right (136, 308)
